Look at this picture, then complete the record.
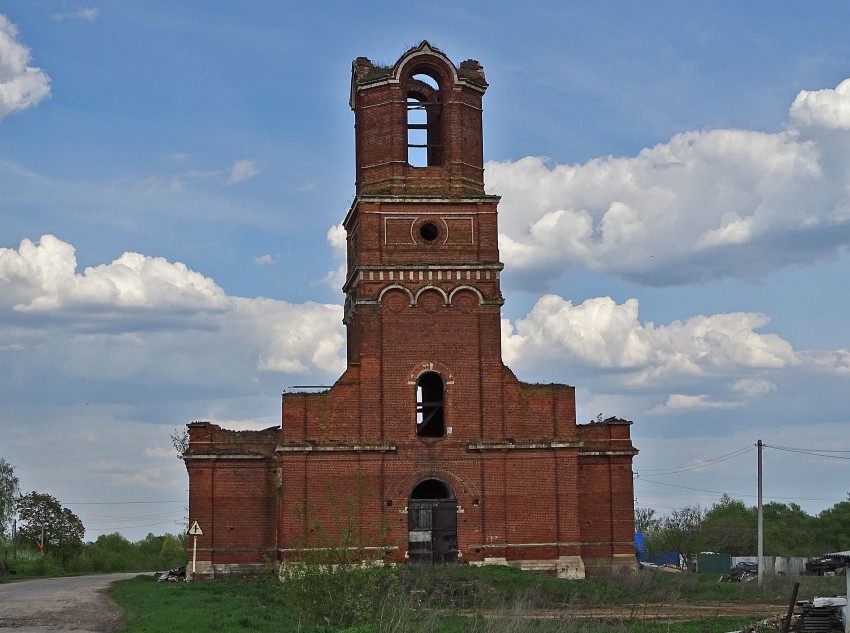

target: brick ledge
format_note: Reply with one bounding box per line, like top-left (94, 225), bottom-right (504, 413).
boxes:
top-left (277, 443), bottom-right (396, 453)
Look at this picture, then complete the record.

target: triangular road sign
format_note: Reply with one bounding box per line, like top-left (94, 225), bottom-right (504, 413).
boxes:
top-left (188, 520), bottom-right (203, 536)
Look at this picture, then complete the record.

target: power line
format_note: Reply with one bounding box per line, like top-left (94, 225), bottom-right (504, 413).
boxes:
top-left (638, 478), bottom-right (750, 496)
top-left (636, 445), bottom-right (754, 476)
top-left (637, 478), bottom-right (841, 502)
top-left (65, 500), bottom-right (185, 505)
top-left (765, 443), bottom-right (850, 453)
top-left (77, 509), bottom-right (182, 520)
top-left (763, 444), bottom-right (850, 460)
top-left (635, 440), bottom-right (850, 481)
top-left (86, 519), bottom-right (187, 533)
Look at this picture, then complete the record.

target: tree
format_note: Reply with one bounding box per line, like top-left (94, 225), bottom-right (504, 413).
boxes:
top-left (0, 458), bottom-right (19, 540)
top-left (16, 492), bottom-right (84, 562)
top-left (650, 505), bottom-right (705, 566)
top-left (634, 507), bottom-right (660, 534)
top-left (159, 534), bottom-right (186, 567)
top-left (170, 428), bottom-right (188, 459)
top-left (0, 459), bottom-right (20, 572)
top-left (701, 494), bottom-right (756, 556)
top-left (86, 532), bottom-right (134, 571)
top-left (763, 502), bottom-right (816, 556)
top-left (813, 495), bottom-right (850, 553)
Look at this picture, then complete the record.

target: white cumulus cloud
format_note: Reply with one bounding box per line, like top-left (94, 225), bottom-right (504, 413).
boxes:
top-left (502, 294), bottom-right (798, 389)
top-left (322, 223), bottom-right (347, 290)
top-left (0, 15), bottom-right (51, 119)
top-left (789, 78), bottom-right (850, 132)
top-left (0, 235), bottom-right (345, 385)
top-left (326, 223), bottom-right (346, 258)
top-left (487, 77), bottom-right (850, 288)
top-left (0, 235), bottom-right (227, 313)
top-left (651, 393), bottom-right (742, 414)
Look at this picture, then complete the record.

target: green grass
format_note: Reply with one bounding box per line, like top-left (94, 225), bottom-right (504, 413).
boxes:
top-left (110, 575), bottom-right (297, 632)
top-left (109, 567), bottom-right (848, 633)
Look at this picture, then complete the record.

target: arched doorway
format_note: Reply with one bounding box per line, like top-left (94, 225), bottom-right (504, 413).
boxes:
top-left (408, 479), bottom-right (458, 564)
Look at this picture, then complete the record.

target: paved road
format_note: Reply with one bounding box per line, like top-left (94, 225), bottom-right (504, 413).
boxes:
top-left (0, 573), bottom-right (140, 632)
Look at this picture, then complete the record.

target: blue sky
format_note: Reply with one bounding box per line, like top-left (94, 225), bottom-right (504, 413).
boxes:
top-left (1, 2), bottom-right (848, 542)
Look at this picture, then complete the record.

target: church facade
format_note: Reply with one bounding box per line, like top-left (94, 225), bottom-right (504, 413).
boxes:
top-left (184, 42), bottom-right (637, 578)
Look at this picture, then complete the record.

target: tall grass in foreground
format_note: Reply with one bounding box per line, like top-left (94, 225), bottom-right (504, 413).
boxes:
top-left (110, 566), bottom-right (847, 633)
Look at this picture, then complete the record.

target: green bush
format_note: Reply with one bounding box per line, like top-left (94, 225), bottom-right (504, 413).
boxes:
top-left (4, 550), bottom-right (65, 577)
top-left (1, 532), bottom-right (187, 580)
top-left (278, 562), bottom-right (412, 630)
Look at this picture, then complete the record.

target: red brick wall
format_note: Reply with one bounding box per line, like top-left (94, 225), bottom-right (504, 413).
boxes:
top-left (184, 43), bottom-right (638, 576)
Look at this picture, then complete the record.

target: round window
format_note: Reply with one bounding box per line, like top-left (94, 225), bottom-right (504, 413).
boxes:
top-left (419, 222), bottom-right (439, 242)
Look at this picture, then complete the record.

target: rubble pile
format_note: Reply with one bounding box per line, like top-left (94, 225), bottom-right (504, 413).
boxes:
top-left (795, 597), bottom-right (847, 632)
top-left (153, 565), bottom-right (186, 582)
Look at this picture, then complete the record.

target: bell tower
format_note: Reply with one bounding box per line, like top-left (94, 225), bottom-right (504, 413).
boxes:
top-left (350, 40), bottom-right (488, 197)
top-left (343, 43), bottom-right (505, 432)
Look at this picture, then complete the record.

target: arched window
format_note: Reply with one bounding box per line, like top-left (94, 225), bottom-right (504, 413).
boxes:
top-left (407, 73), bottom-right (442, 167)
top-left (415, 371), bottom-right (445, 437)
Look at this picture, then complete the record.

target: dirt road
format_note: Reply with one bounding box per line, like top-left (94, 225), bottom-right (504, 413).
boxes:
top-left (552, 602), bottom-right (787, 621)
top-left (464, 602), bottom-right (788, 625)
top-left (0, 573), bottom-right (139, 632)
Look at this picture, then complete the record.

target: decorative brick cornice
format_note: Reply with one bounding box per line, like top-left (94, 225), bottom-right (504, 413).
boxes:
top-left (276, 442), bottom-right (396, 453)
top-left (467, 439), bottom-right (583, 451)
top-left (344, 263), bottom-right (505, 295)
top-left (183, 454), bottom-right (270, 460)
top-left (578, 449), bottom-right (640, 457)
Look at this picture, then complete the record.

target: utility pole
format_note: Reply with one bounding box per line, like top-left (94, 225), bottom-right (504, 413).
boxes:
top-left (757, 438), bottom-right (763, 589)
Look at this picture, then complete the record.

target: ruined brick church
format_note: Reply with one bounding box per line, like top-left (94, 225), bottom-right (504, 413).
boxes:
top-left (184, 42), bottom-right (637, 578)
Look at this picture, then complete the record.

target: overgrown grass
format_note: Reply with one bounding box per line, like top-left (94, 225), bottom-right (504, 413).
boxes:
top-left (109, 566), bottom-right (848, 633)
top-left (400, 564), bottom-right (846, 607)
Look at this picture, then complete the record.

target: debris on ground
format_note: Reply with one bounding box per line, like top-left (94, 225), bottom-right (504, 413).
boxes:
top-left (154, 565), bottom-right (186, 582)
top-left (638, 561), bottom-right (682, 573)
top-left (735, 614), bottom-right (785, 632)
top-left (795, 596), bottom-right (847, 632)
top-left (726, 569), bottom-right (758, 583)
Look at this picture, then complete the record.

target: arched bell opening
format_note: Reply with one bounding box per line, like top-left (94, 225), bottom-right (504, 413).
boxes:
top-left (407, 72), bottom-right (443, 167)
